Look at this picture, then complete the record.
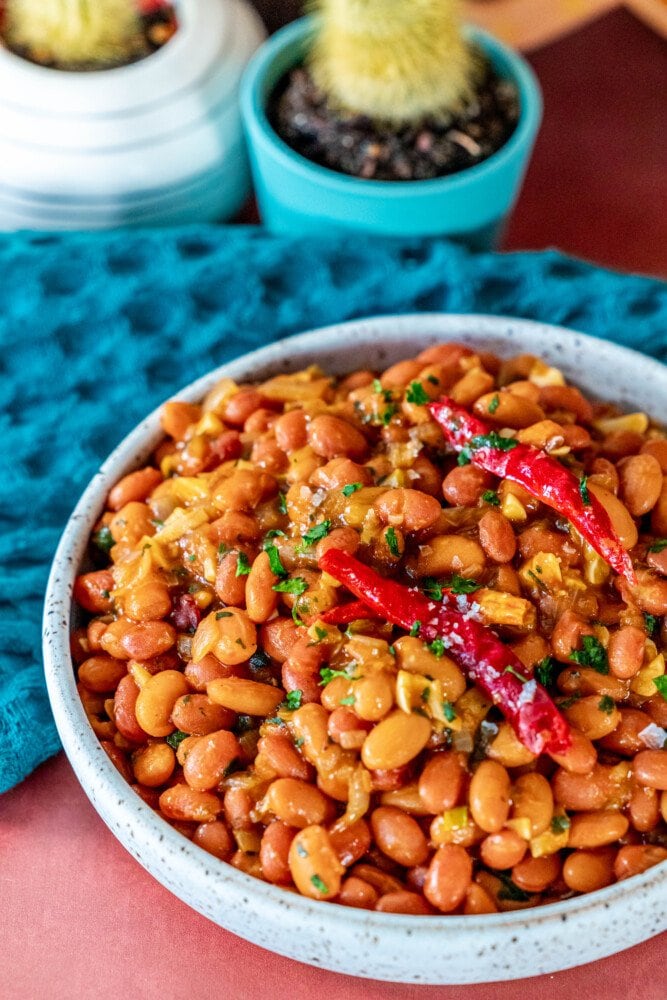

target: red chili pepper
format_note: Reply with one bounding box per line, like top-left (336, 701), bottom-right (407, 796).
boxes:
top-left (318, 549), bottom-right (571, 756)
top-left (429, 397), bottom-right (636, 585)
top-left (319, 600), bottom-right (380, 625)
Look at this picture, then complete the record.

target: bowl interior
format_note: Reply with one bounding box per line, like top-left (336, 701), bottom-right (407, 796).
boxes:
top-left (43, 314), bottom-right (667, 985)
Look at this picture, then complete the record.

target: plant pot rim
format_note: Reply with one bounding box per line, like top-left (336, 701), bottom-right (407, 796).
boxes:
top-left (241, 15), bottom-right (542, 196)
top-left (0, 0), bottom-right (185, 77)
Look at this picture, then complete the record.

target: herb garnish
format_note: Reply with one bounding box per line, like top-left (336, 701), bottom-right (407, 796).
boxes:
top-left (442, 702), bottom-right (457, 723)
top-left (166, 730), bottom-right (188, 749)
top-left (406, 381), bottom-right (430, 406)
top-left (310, 874), bottom-right (328, 894)
top-left (504, 664), bottom-right (528, 683)
top-left (273, 577), bottom-right (308, 596)
top-left (579, 474), bottom-right (591, 506)
top-left (648, 539), bottom-right (667, 553)
top-left (497, 872), bottom-right (532, 902)
top-left (278, 492), bottom-right (287, 515)
top-left (644, 613), bottom-right (659, 638)
top-left (300, 521), bottom-right (331, 548)
top-left (385, 526), bottom-right (400, 557)
top-left (569, 635), bottom-right (608, 674)
top-left (319, 666), bottom-right (358, 685)
top-left (446, 574), bottom-right (481, 595)
top-left (92, 526), bottom-right (114, 554)
top-left (342, 482), bottom-right (363, 497)
top-left (216, 611), bottom-right (233, 620)
top-left (653, 676), bottom-right (667, 702)
top-left (422, 578), bottom-right (444, 601)
top-left (409, 620), bottom-right (421, 637)
top-left (550, 814), bottom-right (571, 834)
top-left (235, 552), bottom-right (251, 576)
top-left (535, 656), bottom-right (557, 689)
top-left (284, 689), bottom-right (303, 710)
top-left (481, 490), bottom-right (500, 506)
top-left (598, 695), bottom-right (615, 714)
top-left (470, 432), bottom-right (518, 452)
top-left (488, 394), bottom-right (500, 415)
top-left (264, 542), bottom-right (287, 577)
top-left (428, 638), bottom-right (446, 658)
top-left (339, 695), bottom-right (355, 706)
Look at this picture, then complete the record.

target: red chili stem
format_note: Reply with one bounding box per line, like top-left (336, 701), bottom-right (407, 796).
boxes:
top-left (428, 397), bottom-right (636, 585)
top-left (319, 549), bottom-right (571, 756)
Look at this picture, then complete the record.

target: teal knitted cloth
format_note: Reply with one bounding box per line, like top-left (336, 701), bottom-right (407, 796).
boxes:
top-left (1, 226), bottom-right (665, 794)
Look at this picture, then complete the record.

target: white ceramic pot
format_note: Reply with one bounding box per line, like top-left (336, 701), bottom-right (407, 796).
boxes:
top-left (0, 0), bottom-right (265, 229)
top-left (43, 314), bottom-right (667, 985)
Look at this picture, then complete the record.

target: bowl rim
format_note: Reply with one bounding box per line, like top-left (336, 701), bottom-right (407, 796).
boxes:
top-left (43, 313), bottom-right (667, 984)
top-left (240, 16), bottom-right (543, 196)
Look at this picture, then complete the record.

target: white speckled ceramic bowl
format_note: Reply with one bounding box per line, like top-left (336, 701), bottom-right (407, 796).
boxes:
top-left (44, 314), bottom-right (667, 985)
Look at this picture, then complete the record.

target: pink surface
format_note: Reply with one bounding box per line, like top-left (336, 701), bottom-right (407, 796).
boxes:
top-left (2, 10), bottom-right (666, 999)
top-left (1, 754), bottom-right (665, 1000)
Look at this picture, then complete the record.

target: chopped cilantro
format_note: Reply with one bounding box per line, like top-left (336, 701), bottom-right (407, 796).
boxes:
top-left (422, 578), bottom-right (444, 601)
top-left (216, 611), bottom-right (233, 620)
top-left (488, 394), bottom-right (500, 415)
top-left (550, 814), bottom-right (571, 834)
top-left (278, 492), bottom-right (287, 515)
top-left (310, 626), bottom-right (329, 644)
top-left (235, 552), bottom-right (251, 576)
top-left (409, 620), bottom-right (421, 637)
top-left (273, 577), bottom-right (308, 596)
top-left (319, 665), bottom-right (358, 685)
top-left (457, 450), bottom-right (471, 466)
top-left (470, 432), bottom-right (518, 452)
top-left (166, 730), bottom-right (188, 749)
top-left (644, 613), bottom-right (659, 638)
top-left (294, 736), bottom-right (305, 748)
top-left (428, 638), bottom-right (446, 658)
top-left (385, 526), bottom-right (400, 557)
top-left (342, 482), bottom-right (363, 497)
top-left (579, 474), bottom-right (591, 506)
top-left (421, 686), bottom-right (431, 702)
top-left (427, 375), bottom-right (440, 386)
top-left (380, 404), bottom-right (397, 426)
top-left (446, 574), bottom-right (481, 595)
top-left (569, 635), bottom-right (608, 674)
top-left (101, 589), bottom-right (111, 599)
top-left (265, 529), bottom-right (286, 540)
top-left (535, 656), bottom-right (557, 689)
top-left (558, 694), bottom-right (581, 710)
top-left (266, 716), bottom-right (285, 727)
top-left (218, 543), bottom-right (229, 558)
top-left (300, 520), bottom-right (331, 547)
top-left (284, 689), bottom-right (303, 710)
top-left (187, 553), bottom-right (196, 563)
top-left (406, 381), bottom-right (430, 406)
top-left (653, 676), bottom-right (667, 702)
top-left (442, 701), bottom-right (457, 723)
top-left (388, 645), bottom-right (396, 656)
top-left (310, 874), bottom-right (328, 894)
top-left (92, 526), bottom-right (114, 554)
top-left (504, 664), bottom-right (528, 683)
top-left (496, 872), bottom-right (532, 902)
top-left (648, 539), bottom-right (667, 553)
top-left (598, 695), bottom-right (615, 714)
top-left (264, 543), bottom-right (287, 577)
top-left (481, 490), bottom-right (500, 506)
top-left (339, 695), bottom-right (356, 706)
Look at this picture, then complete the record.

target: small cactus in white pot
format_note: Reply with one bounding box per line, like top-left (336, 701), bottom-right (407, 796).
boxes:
top-left (3, 0), bottom-right (152, 69)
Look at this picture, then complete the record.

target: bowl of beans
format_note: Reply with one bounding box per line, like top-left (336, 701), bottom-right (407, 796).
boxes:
top-left (43, 313), bottom-right (667, 984)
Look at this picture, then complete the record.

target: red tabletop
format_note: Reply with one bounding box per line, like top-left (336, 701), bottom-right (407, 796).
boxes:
top-left (2, 9), bottom-right (666, 1000)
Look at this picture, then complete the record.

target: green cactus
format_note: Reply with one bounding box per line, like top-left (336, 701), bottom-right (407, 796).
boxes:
top-left (309, 0), bottom-right (481, 125)
top-left (4, 0), bottom-right (148, 69)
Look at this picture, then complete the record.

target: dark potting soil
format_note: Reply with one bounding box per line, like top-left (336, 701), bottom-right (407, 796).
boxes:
top-left (269, 58), bottom-right (520, 182)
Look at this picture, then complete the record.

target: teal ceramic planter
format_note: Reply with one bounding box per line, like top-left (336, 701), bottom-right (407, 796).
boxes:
top-left (241, 17), bottom-right (542, 248)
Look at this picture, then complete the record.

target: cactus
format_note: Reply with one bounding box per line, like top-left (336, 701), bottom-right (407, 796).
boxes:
top-left (4, 0), bottom-right (148, 69)
top-left (309, 0), bottom-right (481, 125)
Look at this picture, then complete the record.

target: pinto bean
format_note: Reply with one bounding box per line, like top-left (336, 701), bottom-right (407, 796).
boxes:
top-left (374, 488), bottom-right (442, 532)
top-left (478, 509), bottom-right (516, 563)
top-left (108, 467), bottom-right (162, 511)
top-left (441, 466), bottom-right (492, 507)
top-left (308, 415), bottom-right (367, 460)
top-left (618, 454), bottom-right (663, 517)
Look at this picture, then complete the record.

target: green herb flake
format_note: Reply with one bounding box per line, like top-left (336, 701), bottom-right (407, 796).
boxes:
top-left (406, 381), bottom-right (430, 406)
top-left (218, 543), bottom-right (229, 558)
top-left (457, 450), bottom-right (471, 466)
top-left (385, 526), bottom-right (401, 557)
top-left (266, 717), bottom-right (285, 727)
top-left (309, 626), bottom-right (329, 646)
top-left (342, 482), bottom-right (363, 497)
top-left (598, 695), bottom-right (615, 714)
top-left (300, 520), bottom-right (331, 547)
top-left (427, 375), bottom-right (440, 386)
top-left (388, 645), bottom-right (396, 656)
top-left (294, 737), bottom-right (305, 748)
top-left (187, 553), bottom-right (197, 563)
top-left (216, 611), bottom-right (233, 620)
top-left (496, 872), bottom-right (532, 902)
top-left (481, 490), bottom-right (500, 506)
top-left (264, 543), bottom-right (287, 577)
top-left (265, 529), bottom-right (286, 540)
top-left (310, 874), bottom-right (328, 894)
top-left (569, 635), bottom-right (608, 674)
top-left (284, 689), bottom-right (303, 710)
top-left (339, 695), bottom-right (356, 706)
top-left (504, 664), bottom-right (528, 684)
top-left (558, 694), bottom-right (581, 710)
top-left (422, 578), bottom-right (444, 602)
top-left (442, 702), bottom-right (457, 723)
top-left (644, 613), bottom-right (659, 638)
top-left (648, 539), bottom-right (667, 553)
top-left (101, 589), bottom-right (111, 599)
top-left (319, 665), bottom-right (358, 686)
top-left (579, 474), bottom-right (591, 506)
top-left (380, 404), bottom-right (397, 426)
top-left (278, 492), bottom-right (288, 516)
top-left (428, 638), bottom-right (446, 658)
top-left (652, 675), bottom-right (667, 702)
top-left (235, 552), bottom-right (251, 577)
top-left (166, 730), bottom-right (189, 750)
top-left (421, 686), bottom-right (431, 702)
top-left (488, 394), bottom-right (500, 415)
top-left (470, 432), bottom-right (518, 453)
top-left (409, 620), bottom-right (421, 637)
top-left (550, 814), bottom-right (571, 834)
top-left (92, 526), bottom-right (114, 554)
top-left (446, 574), bottom-right (481, 595)
top-left (273, 577), bottom-right (308, 596)
top-left (535, 656), bottom-right (557, 689)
